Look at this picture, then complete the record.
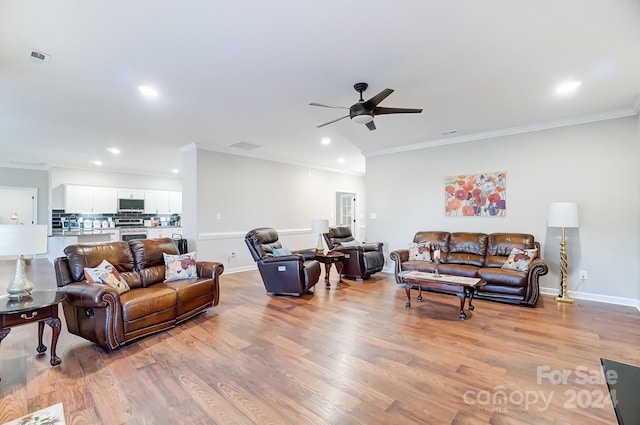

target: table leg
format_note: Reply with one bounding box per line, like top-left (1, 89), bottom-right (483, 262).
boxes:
top-left (467, 288), bottom-right (476, 311)
top-left (335, 260), bottom-right (343, 284)
top-left (44, 317), bottom-right (62, 366)
top-left (457, 293), bottom-right (467, 320)
top-left (417, 286), bottom-right (423, 302)
top-left (404, 282), bottom-right (412, 308)
top-left (324, 262), bottom-right (332, 287)
top-left (0, 328), bottom-right (10, 381)
top-left (37, 321), bottom-right (47, 353)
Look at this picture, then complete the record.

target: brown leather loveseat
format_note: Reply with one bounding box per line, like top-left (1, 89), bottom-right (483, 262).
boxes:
top-left (390, 232), bottom-right (548, 306)
top-left (54, 238), bottom-right (224, 350)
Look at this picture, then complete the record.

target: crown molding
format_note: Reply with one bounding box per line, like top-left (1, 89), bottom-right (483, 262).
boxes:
top-left (364, 107), bottom-right (638, 158)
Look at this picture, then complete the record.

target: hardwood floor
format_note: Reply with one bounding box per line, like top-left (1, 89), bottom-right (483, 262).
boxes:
top-left (1, 269), bottom-right (638, 424)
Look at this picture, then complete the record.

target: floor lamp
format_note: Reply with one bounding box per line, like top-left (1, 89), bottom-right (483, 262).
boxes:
top-left (548, 202), bottom-right (579, 303)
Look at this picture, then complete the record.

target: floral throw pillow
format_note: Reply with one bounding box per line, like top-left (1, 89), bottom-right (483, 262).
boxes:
top-left (501, 248), bottom-right (538, 272)
top-left (84, 259), bottom-right (131, 294)
top-left (409, 242), bottom-right (431, 262)
top-left (163, 252), bottom-right (198, 282)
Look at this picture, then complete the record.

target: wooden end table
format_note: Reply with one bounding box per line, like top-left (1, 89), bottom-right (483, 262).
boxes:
top-left (315, 251), bottom-right (345, 287)
top-left (0, 290), bottom-right (66, 379)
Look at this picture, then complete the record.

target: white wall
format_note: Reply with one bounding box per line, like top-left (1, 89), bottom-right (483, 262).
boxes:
top-left (365, 116), bottom-right (639, 305)
top-left (50, 167), bottom-right (182, 191)
top-left (187, 149), bottom-right (365, 272)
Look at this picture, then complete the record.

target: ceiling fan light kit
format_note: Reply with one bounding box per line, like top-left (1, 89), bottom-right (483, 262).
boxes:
top-left (310, 82), bottom-right (422, 131)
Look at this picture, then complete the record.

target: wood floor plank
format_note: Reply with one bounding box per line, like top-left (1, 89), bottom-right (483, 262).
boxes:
top-left (2, 269), bottom-right (638, 424)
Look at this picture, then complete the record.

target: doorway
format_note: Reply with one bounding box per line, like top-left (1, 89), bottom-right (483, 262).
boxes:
top-left (335, 191), bottom-right (358, 239)
top-left (0, 187), bottom-right (37, 224)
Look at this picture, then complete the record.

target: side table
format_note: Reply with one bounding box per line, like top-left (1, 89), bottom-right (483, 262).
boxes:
top-left (315, 252), bottom-right (345, 287)
top-left (0, 290), bottom-right (66, 379)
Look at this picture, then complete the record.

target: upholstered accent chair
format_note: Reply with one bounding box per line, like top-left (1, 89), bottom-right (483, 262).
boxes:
top-left (245, 227), bottom-right (321, 296)
top-left (323, 226), bottom-right (384, 281)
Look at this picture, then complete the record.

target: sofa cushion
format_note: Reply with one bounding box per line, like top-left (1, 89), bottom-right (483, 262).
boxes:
top-left (129, 238), bottom-right (180, 287)
top-left (119, 286), bottom-right (177, 335)
top-left (412, 231), bottom-right (450, 256)
top-left (478, 267), bottom-right (527, 288)
top-left (501, 248), bottom-right (538, 272)
top-left (446, 233), bottom-right (487, 266)
top-left (64, 241), bottom-right (139, 288)
top-left (437, 263), bottom-right (479, 278)
top-left (156, 277), bottom-right (215, 321)
top-left (485, 233), bottom-right (536, 267)
top-left (84, 259), bottom-right (131, 294)
top-left (272, 247), bottom-right (292, 256)
top-left (409, 243), bottom-right (431, 261)
top-left (163, 252), bottom-right (198, 282)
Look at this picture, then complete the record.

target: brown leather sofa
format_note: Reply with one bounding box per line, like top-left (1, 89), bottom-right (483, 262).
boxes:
top-left (54, 238), bottom-right (224, 350)
top-left (390, 232), bottom-right (548, 306)
top-left (245, 227), bottom-right (321, 296)
top-left (323, 226), bottom-right (385, 280)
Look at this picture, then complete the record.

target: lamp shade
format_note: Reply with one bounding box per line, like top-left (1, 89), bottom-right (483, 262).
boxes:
top-left (0, 224), bottom-right (48, 256)
top-left (548, 202), bottom-right (579, 228)
top-left (311, 219), bottom-right (329, 234)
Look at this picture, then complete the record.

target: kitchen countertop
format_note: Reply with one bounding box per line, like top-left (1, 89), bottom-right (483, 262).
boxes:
top-left (50, 226), bottom-right (182, 237)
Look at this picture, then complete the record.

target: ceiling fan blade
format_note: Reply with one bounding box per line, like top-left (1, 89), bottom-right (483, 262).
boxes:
top-left (362, 88), bottom-right (394, 109)
top-left (365, 121), bottom-right (377, 131)
top-left (316, 115), bottom-right (349, 128)
top-left (373, 106), bottom-right (423, 115)
top-left (309, 102), bottom-right (349, 109)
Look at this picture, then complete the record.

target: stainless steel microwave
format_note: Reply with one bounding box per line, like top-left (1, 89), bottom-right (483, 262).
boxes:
top-left (118, 198), bottom-right (145, 212)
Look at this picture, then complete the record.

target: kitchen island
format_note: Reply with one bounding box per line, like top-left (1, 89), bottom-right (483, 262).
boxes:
top-left (48, 229), bottom-right (120, 260)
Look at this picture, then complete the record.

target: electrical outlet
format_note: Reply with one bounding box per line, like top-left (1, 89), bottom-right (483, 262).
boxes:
top-left (579, 270), bottom-right (588, 280)
top-left (229, 252), bottom-right (236, 263)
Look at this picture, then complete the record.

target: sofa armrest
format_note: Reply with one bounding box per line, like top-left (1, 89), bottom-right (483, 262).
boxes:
top-left (363, 242), bottom-right (383, 252)
top-left (261, 254), bottom-right (304, 264)
top-left (196, 261), bottom-right (224, 279)
top-left (292, 248), bottom-right (317, 261)
top-left (389, 249), bottom-right (409, 284)
top-left (524, 258), bottom-right (549, 305)
top-left (57, 281), bottom-right (118, 308)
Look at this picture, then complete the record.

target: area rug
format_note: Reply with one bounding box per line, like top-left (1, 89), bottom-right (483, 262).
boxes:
top-left (2, 403), bottom-right (65, 425)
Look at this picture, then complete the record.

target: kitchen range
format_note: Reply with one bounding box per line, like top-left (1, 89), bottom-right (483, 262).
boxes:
top-left (116, 218), bottom-right (148, 241)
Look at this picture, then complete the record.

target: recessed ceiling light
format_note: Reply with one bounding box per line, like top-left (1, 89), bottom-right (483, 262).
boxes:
top-left (337, 157), bottom-right (345, 164)
top-left (321, 137), bottom-right (331, 146)
top-left (138, 85), bottom-right (159, 98)
top-left (91, 160), bottom-right (103, 166)
top-left (107, 147), bottom-right (120, 155)
top-left (171, 168), bottom-right (180, 174)
top-left (556, 80), bottom-right (582, 95)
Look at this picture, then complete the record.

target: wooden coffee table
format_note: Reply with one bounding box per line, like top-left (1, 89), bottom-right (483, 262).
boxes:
top-left (398, 270), bottom-right (486, 320)
top-left (315, 251), bottom-right (345, 287)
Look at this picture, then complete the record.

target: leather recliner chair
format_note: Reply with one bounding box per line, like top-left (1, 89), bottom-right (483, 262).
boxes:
top-left (245, 227), bottom-right (321, 296)
top-left (323, 226), bottom-right (385, 280)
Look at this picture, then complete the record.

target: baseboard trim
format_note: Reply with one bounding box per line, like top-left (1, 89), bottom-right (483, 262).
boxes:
top-left (540, 287), bottom-right (639, 309)
top-left (223, 264), bottom-right (257, 274)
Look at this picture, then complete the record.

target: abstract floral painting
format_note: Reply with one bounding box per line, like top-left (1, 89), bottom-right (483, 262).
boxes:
top-left (445, 171), bottom-right (506, 217)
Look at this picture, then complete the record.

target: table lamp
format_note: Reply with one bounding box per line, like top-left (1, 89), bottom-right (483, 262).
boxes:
top-left (311, 219), bottom-right (329, 253)
top-left (0, 224), bottom-right (48, 299)
top-left (548, 202), bottom-right (579, 303)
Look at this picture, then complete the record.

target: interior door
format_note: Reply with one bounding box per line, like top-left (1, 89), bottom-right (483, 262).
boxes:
top-left (0, 187), bottom-right (37, 224)
top-left (336, 191), bottom-right (357, 238)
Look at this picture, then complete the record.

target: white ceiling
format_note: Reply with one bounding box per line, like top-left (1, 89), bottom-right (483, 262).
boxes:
top-left (2, 1), bottom-right (640, 177)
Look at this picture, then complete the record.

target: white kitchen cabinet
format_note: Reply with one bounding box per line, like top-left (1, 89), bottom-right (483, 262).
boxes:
top-left (147, 227), bottom-right (182, 239)
top-left (144, 190), bottom-right (182, 214)
top-left (63, 185), bottom-right (117, 213)
top-left (168, 191), bottom-right (182, 214)
top-left (117, 188), bottom-right (145, 199)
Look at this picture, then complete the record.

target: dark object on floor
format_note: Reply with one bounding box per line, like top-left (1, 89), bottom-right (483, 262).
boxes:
top-left (245, 227), bottom-right (321, 296)
top-left (173, 234), bottom-right (188, 254)
top-left (601, 358), bottom-right (640, 425)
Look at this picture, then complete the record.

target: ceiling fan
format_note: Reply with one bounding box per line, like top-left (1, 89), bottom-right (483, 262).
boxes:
top-left (310, 82), bottom-right (422, 131)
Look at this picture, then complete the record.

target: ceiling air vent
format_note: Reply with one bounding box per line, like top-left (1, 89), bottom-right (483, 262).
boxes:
top-left (229, 141), bottom-right (262, 150)
top-left (27, 49), bottom-right (51, 64)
